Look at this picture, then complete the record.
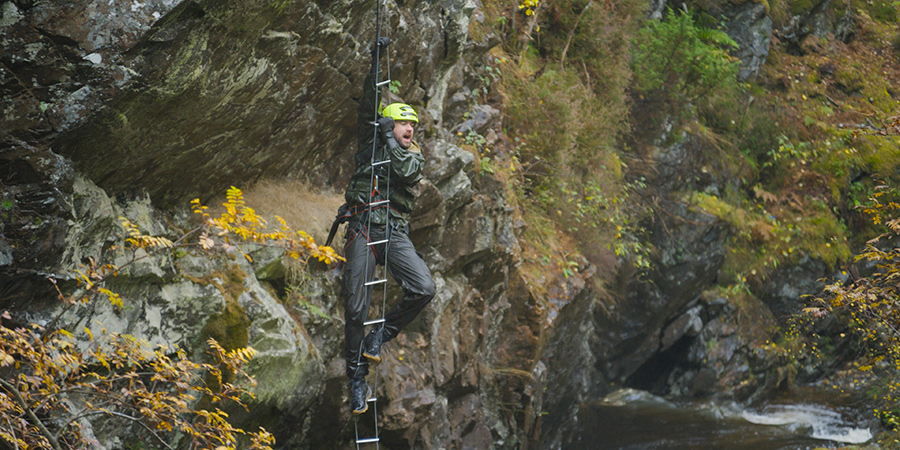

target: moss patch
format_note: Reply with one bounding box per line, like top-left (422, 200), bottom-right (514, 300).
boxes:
top-left (183, 262), bottom-right (251, 353)
top-left (687, 189), bottom-right (850, 283)
top-left (201, 263), bottom-right (251, 352)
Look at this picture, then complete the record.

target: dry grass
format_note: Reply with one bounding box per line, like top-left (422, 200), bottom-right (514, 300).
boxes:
top-left (239, 179), bottom-right (345, 244)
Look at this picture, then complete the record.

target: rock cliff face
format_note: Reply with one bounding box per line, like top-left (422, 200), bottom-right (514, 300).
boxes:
top-left (1, 0), bottom-right (837, 448)
top-left (3, 0), bottom-right (478, 207)
top-left (2, 0), bottom-right (562, 447)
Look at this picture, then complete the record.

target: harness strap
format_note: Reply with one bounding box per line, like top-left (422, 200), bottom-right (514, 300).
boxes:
top-left (325, 203), bottom-right (350, 247)
top-left (324, 201), bottom-right (402, 247)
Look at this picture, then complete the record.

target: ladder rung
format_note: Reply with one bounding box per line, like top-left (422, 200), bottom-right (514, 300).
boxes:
top-left (372, 159), bottom-right (391, 166)
top-left (375, 79), bottom-right (391, 87)
top-left (364, 279), bottom-right (387, 286)
top-left (357, 437), bottom-right (380, 444)
top-left (369, 199), bottom-right (389, 207)
top-left (364, 318), bottom-right (385, 326)
top-left (368, 397), bottom-right (378, 402)
top-left (368, 239), bottom-right (389, 246)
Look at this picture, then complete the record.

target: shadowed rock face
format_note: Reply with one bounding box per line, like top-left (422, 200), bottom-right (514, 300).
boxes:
top-left (601, 203), bottom-right (729, 383)
top-left (0, 0), bottom-right (481, 296)
top-left (3, 0), bottom-right (475, 206)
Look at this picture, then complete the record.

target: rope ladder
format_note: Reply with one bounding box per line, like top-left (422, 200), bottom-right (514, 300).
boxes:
top-left (355, 0), bottom-right (392, 446)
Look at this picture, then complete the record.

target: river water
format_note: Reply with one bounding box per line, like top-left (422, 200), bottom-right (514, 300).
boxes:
top-left (567, 388), bottom-right (877, 449)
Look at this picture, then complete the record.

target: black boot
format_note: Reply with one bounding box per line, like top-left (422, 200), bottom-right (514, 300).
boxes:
top-left (363, 326), bottom-right (384, 364)
top-left (349, 377), bottom-right (372, 415)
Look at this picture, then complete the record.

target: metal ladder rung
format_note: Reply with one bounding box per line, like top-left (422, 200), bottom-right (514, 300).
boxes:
top-left (364, 318), bottom-right (385, 326)
top-left (372, 159), bottom-right (391, 166)
top-left (369, 199), bottom-right (389, 207)
top-left (357, 437), bottom-right (380, 444)
top-left (368, 397), bottom-right (378, 402)
top-left (367, 239), bottom-right (389, 246)
top-left (375, 79), bottom-right (392, 87)
top-left (365, 279), bottom-right (387, 286)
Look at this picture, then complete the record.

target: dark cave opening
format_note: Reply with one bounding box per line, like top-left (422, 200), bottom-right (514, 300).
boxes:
top-left (624, 335), bottom-right (696, 395)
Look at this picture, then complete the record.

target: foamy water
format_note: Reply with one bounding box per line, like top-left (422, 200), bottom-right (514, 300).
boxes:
top-left (741, 403), bottom-right (873, 444)
top-left (572, 389), bottom-right (876, 449)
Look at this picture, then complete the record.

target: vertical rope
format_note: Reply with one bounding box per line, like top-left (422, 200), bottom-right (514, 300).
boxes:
top-left (372, 2), bottom-right (390, 447)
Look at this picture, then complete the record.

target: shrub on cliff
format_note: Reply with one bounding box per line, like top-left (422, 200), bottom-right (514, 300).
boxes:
top-left (795, 184), bottom-right (900, 441)
top-left (0, 187), bottom-right (340, 449)
top-left (631, 8), bottom-right (741, 124)
top-left (477, 0), bottom-right (649, 273)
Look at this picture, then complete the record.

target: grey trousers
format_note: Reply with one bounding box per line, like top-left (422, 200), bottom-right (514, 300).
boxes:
top-left (342, 222), bottom-right (436, 379)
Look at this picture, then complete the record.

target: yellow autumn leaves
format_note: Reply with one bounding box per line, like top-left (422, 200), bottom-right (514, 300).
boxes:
top-left (519, 0), bottom-right (539, 16)
top-left (0, 317), bottom-right (274, 449)
top-left (1, 186), bottom-right (340, 449)
top-left (119, 186), bottom-right (342, 265)
top-left (189, 186), bottom-right (343, 264)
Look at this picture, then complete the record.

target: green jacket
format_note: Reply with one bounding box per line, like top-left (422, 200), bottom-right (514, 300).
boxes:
top-left (344, 71), bottom-right (424, 226)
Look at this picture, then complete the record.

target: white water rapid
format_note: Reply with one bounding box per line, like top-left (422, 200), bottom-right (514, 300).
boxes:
top-left (741, 403), bottom-right (873, 445)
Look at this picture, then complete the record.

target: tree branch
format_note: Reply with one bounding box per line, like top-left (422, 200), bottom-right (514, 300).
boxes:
top-left (105, 411), bottom-right (176, 450)
top-left (45, 226), bottom-right (203, 332)
top-left (0, 378), bottom-right (62, 450)
top-left (517, 2), bottom-right (545, 62)
top-left (4, 415), bottom-right (20, 450)
top-left (560, 1), bottom-right (593, 69)
top-left (56, 409), bottom-right (108, 441)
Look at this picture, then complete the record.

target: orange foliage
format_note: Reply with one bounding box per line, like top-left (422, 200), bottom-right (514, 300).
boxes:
top-left (0, 186), bottom-right (336, 449)
top-left (801, 184), bottom-right (900, 429)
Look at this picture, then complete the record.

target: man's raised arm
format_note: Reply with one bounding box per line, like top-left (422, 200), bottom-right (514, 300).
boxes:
top-left (356, 37), bottom-right (391, 164)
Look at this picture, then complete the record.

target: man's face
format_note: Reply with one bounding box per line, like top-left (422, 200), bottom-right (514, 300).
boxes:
top-left (393, 120), bottom-right (415, 149)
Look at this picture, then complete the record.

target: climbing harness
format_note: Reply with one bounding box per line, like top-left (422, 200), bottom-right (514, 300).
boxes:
top-left (354, 0), bottom-right (391, 447)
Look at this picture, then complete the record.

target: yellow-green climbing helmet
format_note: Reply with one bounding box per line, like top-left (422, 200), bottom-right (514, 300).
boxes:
top-left (382, 103), bottom-right (418, 123)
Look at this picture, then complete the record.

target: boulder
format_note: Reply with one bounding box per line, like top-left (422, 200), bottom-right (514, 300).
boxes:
top-left (759, 253), bottom-right (829, 320)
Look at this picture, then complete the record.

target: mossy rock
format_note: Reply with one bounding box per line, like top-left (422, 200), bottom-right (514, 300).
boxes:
top-left (863, 0), bottom-right (898, 22)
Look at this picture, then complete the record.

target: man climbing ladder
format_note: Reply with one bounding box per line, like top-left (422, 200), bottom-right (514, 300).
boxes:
top-left (341, 35), bottom-right (436, 415)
